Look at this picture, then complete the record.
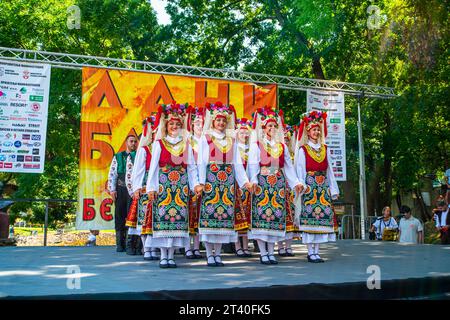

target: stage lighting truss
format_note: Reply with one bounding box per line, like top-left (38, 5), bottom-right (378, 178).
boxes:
top-left (0, 47), bottom-right (396, 99)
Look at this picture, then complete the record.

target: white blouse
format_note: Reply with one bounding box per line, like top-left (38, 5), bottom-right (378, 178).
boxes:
top-left (247, 137), bottom-right (302, 190)
top-left (294, 140), bottom-right (339, 197)
top-left (130, 146), bottom-right (151, 193)
top-left (145, 135), bottom-right (199, 192)
top-left (197, 130), bottom-right (249, 188)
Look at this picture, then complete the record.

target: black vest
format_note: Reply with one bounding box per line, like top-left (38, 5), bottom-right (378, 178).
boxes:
top-left (435, 209), bottom-right (450, 226)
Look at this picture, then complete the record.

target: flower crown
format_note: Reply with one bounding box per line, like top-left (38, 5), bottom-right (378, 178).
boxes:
top-left (236, 117), bottom-right (253, 130)
top-left (187, 106), bottom-right (204, 132)
top-left (158, 101), bottom-right (188, 121)
top-left (297, 110), bottom-right (328, 141)
top-left (205, 101), bottom-right (235, 121)
top-left (252, 106), bottom-right (283, 129)
top-left (301, 110), bottom-right (327, 129)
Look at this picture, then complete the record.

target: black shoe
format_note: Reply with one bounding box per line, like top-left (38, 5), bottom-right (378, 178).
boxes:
top-left (214, 256), bottom-right (224, 267)
top-left (278, 248), bottom-right (287, 257)
top-left (125, 235), bottom-right (136, 255)
top-left (285, 248), bottom-right (295, 257)
top-left (159, 258), bottom-right (169, 268)
top-left (143, 253), bottom-right (153, 261)
top-left (260, 254), bottom-right (271, 265)
top-left (115, 232), bottom-right (125, 252)
top-left (193, 249), bottom-right (203, 259)
top-left (307, 254), bottom-right (320, 263)
top-left (243, 249), bottom-right (252, 257)
top-left (135, 236), bottom-right (143, 255)
top-left (235, 248), bottom-right (245, 257)
top-left (314, 254), bottom-right (324, 263)
top-left (185, 249), bottom-right (195, 259)
top-left (268, 254), bottom-right (278, 264)
top-left (207, 255), bottom-right (217, 267)
top-left (149, 250), bottom-right (159, 260)
top-left (167, 259), bottom-right (177, 268)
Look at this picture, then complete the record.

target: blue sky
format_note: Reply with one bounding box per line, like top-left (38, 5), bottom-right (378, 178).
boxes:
top-left (149, 0), bottom-right (171, 25)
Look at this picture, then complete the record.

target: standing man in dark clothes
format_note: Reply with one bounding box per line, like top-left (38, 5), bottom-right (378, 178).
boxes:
top-left (107, 135), bottom-right (138, 252)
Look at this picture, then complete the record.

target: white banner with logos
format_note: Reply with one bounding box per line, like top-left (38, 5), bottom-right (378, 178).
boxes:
top-left (307, 89), bottom-right (346, 181)
top-left (0, 59), bottom-right (51, 173)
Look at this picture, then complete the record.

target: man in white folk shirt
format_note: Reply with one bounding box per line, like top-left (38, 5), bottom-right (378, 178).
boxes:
top-left (398, 205), bottom-right (423, 244)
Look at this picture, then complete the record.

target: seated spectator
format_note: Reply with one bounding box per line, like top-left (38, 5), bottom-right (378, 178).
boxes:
top-left (370, 206), bottom-right (398, 241)
top-left (398, 205), bottom-right (423, 244)
top-left (86, 230), bottom-right (99, 247)
top-left (433, 198), bottom-right (450, 245)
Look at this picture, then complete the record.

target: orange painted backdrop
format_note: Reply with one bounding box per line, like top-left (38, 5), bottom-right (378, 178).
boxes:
top-left (76, 67), bottom-right (277, 230)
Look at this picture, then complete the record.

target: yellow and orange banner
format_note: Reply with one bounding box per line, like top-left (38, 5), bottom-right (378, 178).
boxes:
top-left (76, 67), bottom-right (277, 230)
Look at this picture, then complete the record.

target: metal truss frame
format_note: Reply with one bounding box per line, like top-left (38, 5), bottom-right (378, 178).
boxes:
top-left (0, 47), bottom-right (396, 98)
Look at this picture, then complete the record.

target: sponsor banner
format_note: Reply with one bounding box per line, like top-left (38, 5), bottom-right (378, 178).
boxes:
top-left (307, 90), bottom-right (346, 181)
top-left (0, 60), bottom-right (50, 173)
top-left (77, 67), bottom-right (278, 230)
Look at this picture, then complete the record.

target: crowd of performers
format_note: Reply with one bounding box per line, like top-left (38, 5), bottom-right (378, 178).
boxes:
top-left (108, 101), bottom-right (339, 268)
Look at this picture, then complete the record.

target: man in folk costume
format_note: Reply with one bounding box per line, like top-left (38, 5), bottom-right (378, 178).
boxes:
top-left (125, 114), bottom-right (159, 260)
top-left (146, 102), bottom-right (203, 268)
top-left (294, 110), bottom-right (339, 263)
top-left (234, 118), bottom-right (253, 258)
top-left (277, 124), bottom-right (298, 257)
top-left (184, 106), bottom-right (204, 259)
top-left (107, 135), bottom-right (138, 252)
top-left (248, 107), bottom-right (304, 265)
top-left (198, 102), bottom-right (253, 267)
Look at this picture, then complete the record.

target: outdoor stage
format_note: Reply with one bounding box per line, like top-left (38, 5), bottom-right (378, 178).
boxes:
top-left (1, 240), bottom-right (449, 300)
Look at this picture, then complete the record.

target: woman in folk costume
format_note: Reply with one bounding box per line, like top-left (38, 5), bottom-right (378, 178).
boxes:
top-left (248, 107), bottom-right (304, 265)
top-left (234, 118), bottom-right (253, 258)
top-left (294, 110), bottom-right (339, 263)
top-left (184, 106), bottom-right (204, 259)
top-left (277, 124), bottom-right (297, 257)
top-left (125, 114), bottom-right (160, 260)
top-left (146, 102), bottom-right (203, 268)
top-left (198, 102), bottom-right (253, 267)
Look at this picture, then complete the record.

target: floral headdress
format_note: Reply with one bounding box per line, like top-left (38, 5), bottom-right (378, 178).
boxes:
top-left (250, 106), bottom-right (285, 144)
top-left (297, 110), bottom-right (327, 147)
top-left (236, 117), bottom-right (252, 131)
top-left (202, 101), bottom-right (237, 135)
top-left (187, 106), bottom-right (204, 133)
top-left (154, 101), bottom-right (189, 140)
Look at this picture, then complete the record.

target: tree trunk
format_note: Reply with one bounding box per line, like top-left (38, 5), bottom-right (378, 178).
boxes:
top-left (312, 56), bottom-right (326, 80)
top-left (414, 188), bottom-right (431, 221)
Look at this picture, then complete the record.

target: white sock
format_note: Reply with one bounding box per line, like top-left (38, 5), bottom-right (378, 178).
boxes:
top-left (185, 243), bottom-right (193, 256)
top-left (151, 247), bottom-right (158, 257)
top-left (257, 240), bottom-right (268, 256)
top-left (160, 248), bottom-right (168, 262)
top-left (194, 236), bottom-right (200, 250)
top-left (213, 243), bottom-right (222, 257)
top-left (242, 236), bottom-right (249, 251)
top-left (204, 242), bottom-right (215, 263)
top-left (314, 243), bottom-right (320, 257)
top-left (167, 248), bottom-right (175, 264)
top-left (267, 242), bottom-right (275, 255)
top-left (306, 243), bottom-right (314, 256)
top-left (142, 237), bottom-right (150, 253)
